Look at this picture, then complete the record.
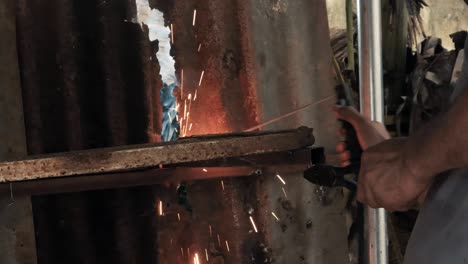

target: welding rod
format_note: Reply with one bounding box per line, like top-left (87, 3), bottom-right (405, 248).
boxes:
top-left (244, 95), bottom-right (335, 132)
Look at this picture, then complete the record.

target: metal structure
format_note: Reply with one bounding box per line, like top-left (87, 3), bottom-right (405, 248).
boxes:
top-left (0, 127), bottom-right (313, 183)
top-left (357, 1), bottom-right (389, 264)
top-left (0, 127), bottom-right (314, 189)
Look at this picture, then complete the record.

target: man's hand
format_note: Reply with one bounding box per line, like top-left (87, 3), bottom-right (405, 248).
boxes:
top-left (333, 106), bottom-right (390, 166)
top-left (333, 106), bottom-right (430, 211)
top-left (358, 138), bottom-right (432, 211)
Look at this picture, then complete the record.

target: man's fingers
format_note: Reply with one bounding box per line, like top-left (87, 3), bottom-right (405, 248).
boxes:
top-left (332, 106), bottom-right (366, 128)
top-left (339, 150), bottom-right (351, 162)
top-left (336, 141), bottom-right (347, 153)
top-left (341, 160), bottom-right (351, 167)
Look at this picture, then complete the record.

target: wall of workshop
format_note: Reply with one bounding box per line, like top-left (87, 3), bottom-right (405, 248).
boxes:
top-left (12, 0), bottom-right (349, 263)
top-left (326, 0), bottom-right (468, 49)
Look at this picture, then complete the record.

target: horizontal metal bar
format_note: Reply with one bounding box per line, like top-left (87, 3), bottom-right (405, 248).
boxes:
top-left (0, 164), bottom-right (314, 196)
top-left (0, 167), bottom-right (258, 195)
top-left (0, 127), bottom-right (314, 183)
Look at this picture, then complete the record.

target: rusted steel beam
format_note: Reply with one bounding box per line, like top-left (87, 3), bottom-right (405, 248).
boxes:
top-left (0, 148), bottom-right (315, 195)
top-left (0, 127), bottom-right (314, 183)
top-left (0, 167), bottom-right (258, 195)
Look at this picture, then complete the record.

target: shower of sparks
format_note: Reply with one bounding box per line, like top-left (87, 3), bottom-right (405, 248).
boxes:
top-left (249, 216), bottom-right (258, 233)
top-left (282, 187), bottom-right (288, 198)
top-left (194, 253), bottom-right (200, 264)
top-left (181, 69), bottom-right (184, 97)
top-left (198, 70), bottom-right (205, 86)
top-left (203, 168), bottom-right (208, 172)
top-left (177, 213), bottom-right (181, 221)
top-left (192, 9), bottom-right (197, 26)
top-left (205, 248), bottom-right (209, 261)
top-left (194, 89), bottom-right (198, 101)
top-left (170, 23), bottom-right (174, 44)
top-left (209, 225), bottom-right (213, 237)
top-left (276, 174), bottom-right (286, 185)
top-left (217, 234), bottom-right (221, 247)
top-left (221, 180), bottom-right (225, 191)
top-left (271, 212), bottom-right (280, 221)
top-left (225, 240), bottom-right (230, 252)
top-left (189, 123), bottom-right (193, 131)
top-left (181, 248), bottom-right (184, 257)
top-left (198, 43), bottom-right (202, 52)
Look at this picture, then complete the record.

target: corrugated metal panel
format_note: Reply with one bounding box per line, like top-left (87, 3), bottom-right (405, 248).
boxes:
top-left (16, 0), bottom-right (162, 263)
top-left (0, 0), bottom-right (37, 263)
top-left (15, 0), bottom-right (348, 263)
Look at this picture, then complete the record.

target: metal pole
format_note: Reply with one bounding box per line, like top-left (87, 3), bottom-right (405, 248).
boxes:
top-left (357, 1), bottom-right (388, 264)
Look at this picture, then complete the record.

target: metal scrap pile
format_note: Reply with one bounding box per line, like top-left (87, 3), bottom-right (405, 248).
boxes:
top-left (403, 32), bottom-right (466, 134)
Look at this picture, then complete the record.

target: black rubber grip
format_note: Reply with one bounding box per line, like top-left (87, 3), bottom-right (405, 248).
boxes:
top-left (341, 120), bottom-right (362, 165)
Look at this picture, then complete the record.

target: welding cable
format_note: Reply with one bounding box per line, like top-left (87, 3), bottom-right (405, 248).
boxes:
top-left (244, 95), bottom-right (335, 132)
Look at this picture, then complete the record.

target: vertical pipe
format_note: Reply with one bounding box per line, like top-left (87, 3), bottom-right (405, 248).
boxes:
top-left (357, 1), bottom-right (388, 264)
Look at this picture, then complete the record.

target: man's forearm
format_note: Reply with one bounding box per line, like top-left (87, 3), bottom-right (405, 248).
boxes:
top-left (404, 85), bottom-right (468, 181)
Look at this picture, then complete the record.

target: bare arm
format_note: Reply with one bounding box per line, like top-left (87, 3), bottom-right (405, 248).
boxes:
top-left (336, 78), bottom-right (468, 211)
top-left (405, 84), bottom-right (468, 181)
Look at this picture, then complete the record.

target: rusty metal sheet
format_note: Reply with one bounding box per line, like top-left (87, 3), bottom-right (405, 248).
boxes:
top-left (0, 127), bottom-right (313, 183)
top-left (0, 1), bottom-right (37, 263)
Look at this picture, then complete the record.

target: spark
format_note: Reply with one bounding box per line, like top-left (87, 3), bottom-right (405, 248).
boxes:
top-left (217, 234), bottom-right (221, 247)
top-left (184, 112), bottom-right (191, 135)
top-left (205, 248), bottom-right (209, 261)
top-left (170, 23), bottom-right (174, 44)
top-left (158, 200), bottom-right (163, 216)
top-left (221, 180), bottom-right (225, 191)
top-left (174, 127), bottom-right (178, 133)
top-left (198, 43), bottom-right (202, 52)
top-left (188, 93), bottom-right (192, 100)
top-left (225, 240), bottom-right (230, 252)
top-left (170, 238), bottom-right (173, 245)
top-left (184, 99), bottom-right (187, 119)
top-left (194, 89), bottom-right (198, 101)
top-left (276, 173), bottom-right (286, 185)
top-left (249, 216), bottom-right (258, 233)
top-left (189, 123), bottom-right (193, 131)
top-left (282, 187), bottom-right (288, 198)
top-left (209, 225), bottom-right (213, 237)
top-left (271, 212), bottom-right (280, 221)
top-left (181, 248), bottom-right (184, 257)
top-left (194, 253), bottom-right (200, 264)
top-left (192, 9), bottom-right (197, 26)
top-left (203, 168), bottom-right (208, 172)
top-left (198, 70), bottom-right (205, 86)
top-left (181, 69), bottom-right (184, 97)
top-left (188, 248), bottom-right (190, 257)
top-left (177, 213), bottom-right (181, 221)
